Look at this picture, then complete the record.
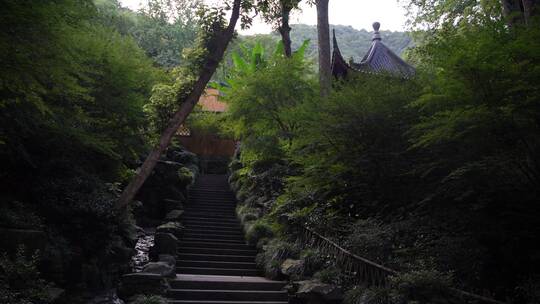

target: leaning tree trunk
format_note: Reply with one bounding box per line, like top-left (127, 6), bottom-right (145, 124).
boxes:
top-left (115, 0), bottom-right (243, 210)
top-left (279, 1), bottom-right (293, 57)
top-left (316, 0), bottom-right (331, 96)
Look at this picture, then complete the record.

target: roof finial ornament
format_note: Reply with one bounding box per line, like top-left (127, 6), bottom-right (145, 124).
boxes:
top-left (372, 22), bottom-right (382, 41)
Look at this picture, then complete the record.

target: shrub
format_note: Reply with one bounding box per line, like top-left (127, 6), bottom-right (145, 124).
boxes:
top-left (347, 219), bottom-right (395, 265)
top-left (243, 195), bottom-right (260, 208)
top-left (177, 167), bottom-right (194, 187)
top-left (236, 186), bottom-right (250, 202)
top-left (256, 239), bottom-right (299, 279)
top-left (389, 269), bottom-right (453, 303)
top-left (229, 158), bottom-right (243, 172)
top-left (313, 266), bottom-right (345, 285)
top-left (240, 213), bottom-right (259, 225)
top-left (300, 249), bottom-right (326, 277)
top-left (0, 248), bottom-right (54, 304)
top-left (245, 220), bottom-right (274, 246)
top-left (237, 205), bottom-right (260, 225)
top-left (0, 201), bottom-right (43, 230)
top-left (345, 286), bottom-right (391, 304)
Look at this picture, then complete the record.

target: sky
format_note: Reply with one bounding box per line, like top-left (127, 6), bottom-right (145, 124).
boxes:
top-left (118, 0), bottom-right (410, 34)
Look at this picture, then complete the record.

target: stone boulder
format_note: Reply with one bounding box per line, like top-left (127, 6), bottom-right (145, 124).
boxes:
top-left (296, 280), bottom-right (343, 304)
top-left (281, 259), bottom-right (305, 278)
top-left (163, 199), bottom-right (184, 213)
top-left (152, 233), bottom-right (178, 256)
top-left (158, 254), bottom-right (176, 267)
top-left (167, 149), bottom-right (198, 166)
top-left (88, 290), bottom-right (125, 304)
top-left (142, 253), bottom-right (176, 278)
top-left (165, 210), bottom-right (184, 222)
top-left (142, 262), bottom-right (175, 278)
top-left (156, 222), bottom-right (184, 238)
top-left (45, 287), bottom-right (65, 303)
top-left (118, 273), bottom-right (170, 299)
top-left (137, 161), bottom-right (189, 219)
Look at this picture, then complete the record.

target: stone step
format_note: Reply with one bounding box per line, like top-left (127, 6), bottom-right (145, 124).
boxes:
top-left (177, 260), bottom-right (257, 270)
top-left (183, 212), bottom-right (237, 218)
top-left (182, 212), bottom-right (238, 219)
top-left (168, 289), bottom-right (288, 301)
top-left (189, 189), bottom-right (233, 195)
top-left (170, 279), bottom-right (285, 291)
top-left (168, 301), bottom-right (287, 304)
top-left (176, 267), bottom-right (261, 276)
top-left (184, 205), bottom-right (236, 211)
top-left (188, 197), bottom-right (235, 201)
top-left (182, 223), bottom-right (242, 231)
top-left (184, 206), bottom-right (236, 210)
top-left (184, 206), bottom-right (236, 215)
top-left (188, 197), bottom-right (236, 202)
top-left (170, 175), bottom-right (288, 304)
top-left (188, 192), bottom-right (235, 197)
top-left (178, 247), bottom-right (257, 256)
top-left (182, 216), bottom-right (238, 223)
top-left (182, 216), bottom-right (239, 223)
top-left (177, 253), bottom-right (256, 263)
top-left (179, 241), bottom-right (252, 250)
top-left (182, 233), bottom-right (245, 241)
top-left (182, 221), bottom-right (242, 229)
top-left (182, 225), bottom-right (243, 233)
top-left (180, 238), bottom-right (246, 245)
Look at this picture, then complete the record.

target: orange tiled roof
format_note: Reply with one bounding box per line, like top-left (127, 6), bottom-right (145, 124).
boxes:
top-left (199, 88), bottom-right (228, 112)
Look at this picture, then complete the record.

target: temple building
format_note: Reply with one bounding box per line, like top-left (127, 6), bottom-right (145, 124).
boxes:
top-left (332, 22), bottom-right (415, 79)
top-left (176, 88), bottom-right (236, 173)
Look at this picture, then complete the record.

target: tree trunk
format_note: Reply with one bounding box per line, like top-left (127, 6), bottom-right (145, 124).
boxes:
top-left (316, 0), bottom-right (331, 96)
top-left (501, 0), bottom-right (537, 25)
top-left (501, 0), bottom-right (520, 24)
top-left (522, 0), bottom-right (537, 24)
top-left (115, 0), bottom-right (243, 210)
top-left (279, 1), bottom-right (293, 57)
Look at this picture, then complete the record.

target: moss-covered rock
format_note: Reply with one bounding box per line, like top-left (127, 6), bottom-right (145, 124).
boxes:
top-left (162, 199), bottom-right (184, 213)
top-left (156, 222), bottom-right (183, 238)
top-left (164, 210), bottom-right (184, 222)
top-left (177, 167), bottom-right (194, 188)
top-left (245, 220), bottom-right (274, 246)
top-left (281, 259), bottom-right (305, 278)
top-left (118, 273), bottom-right (170, 300)
top-left (296, 280), bottom-right (343, 302)
top-left (142, 262), bottom-right (175, 278)
top-left (151, 233), bottom-right (177, 257)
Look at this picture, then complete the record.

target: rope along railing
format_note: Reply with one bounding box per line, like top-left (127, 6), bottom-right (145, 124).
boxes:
top-left (298, 225), bottom-right (507, 304)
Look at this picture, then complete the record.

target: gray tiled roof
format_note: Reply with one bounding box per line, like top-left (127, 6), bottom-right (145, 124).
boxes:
top-left (332, 22), bottom-right (415, 79)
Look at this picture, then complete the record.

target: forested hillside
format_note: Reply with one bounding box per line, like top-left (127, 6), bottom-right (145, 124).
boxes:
top-left (288, 24), bottom-right (412, 60)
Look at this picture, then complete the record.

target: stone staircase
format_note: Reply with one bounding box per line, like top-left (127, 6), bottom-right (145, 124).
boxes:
top-left (168, 174), bottom-right (289, 304)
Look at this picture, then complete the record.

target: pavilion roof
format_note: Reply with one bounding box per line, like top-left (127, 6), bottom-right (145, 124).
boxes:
top-left (331, 22), bottom-right (415, 79)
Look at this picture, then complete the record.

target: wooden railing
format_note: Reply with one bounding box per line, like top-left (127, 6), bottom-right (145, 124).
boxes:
top-left (298, 225), bottom-right (508, 304)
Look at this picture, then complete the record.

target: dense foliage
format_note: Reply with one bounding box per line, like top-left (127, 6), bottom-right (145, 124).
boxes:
top-left (225, 2), bottom-right (540, 303)
top-left (95, 0), bottom-right (201, 68)
top-left (0, 0), bottom-right (200, 299)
